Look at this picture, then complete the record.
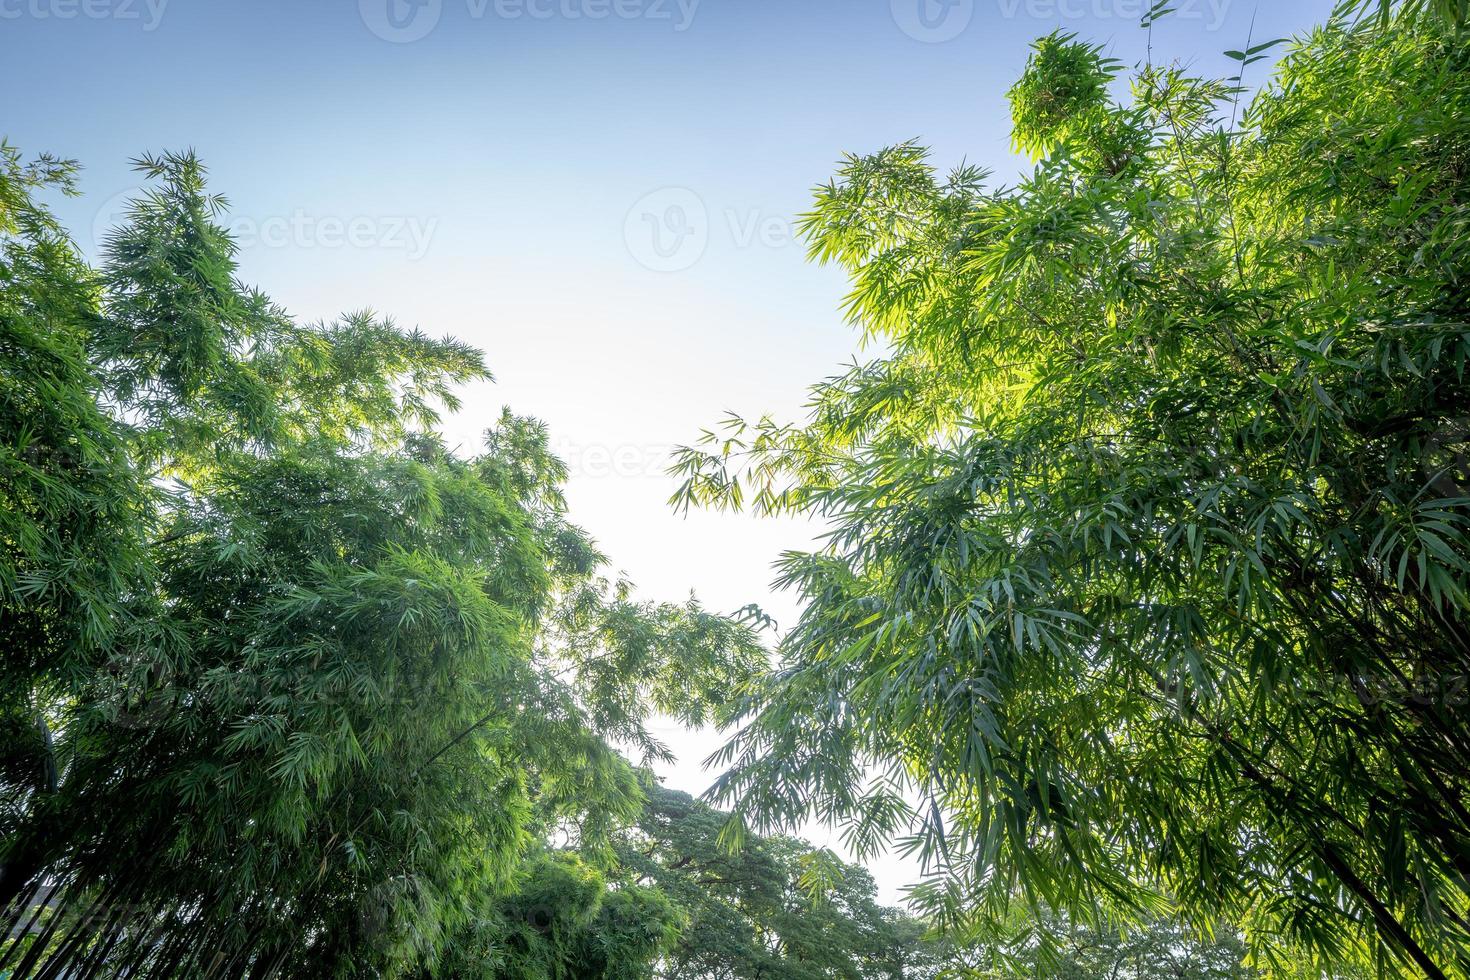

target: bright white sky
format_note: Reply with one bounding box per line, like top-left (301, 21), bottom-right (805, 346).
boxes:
top-left (5, 0), bottom-right (1335, 904)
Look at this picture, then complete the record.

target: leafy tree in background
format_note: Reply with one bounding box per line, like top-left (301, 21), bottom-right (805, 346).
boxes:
top-left (1001, 918), bottom-right (1256, 980)
top-left (613, 784), bottom-right (946, 980)
top-left (434, 850), bottom-right (683, 980)
top-left (673, 2), bottom-right (1470, 977)
top-left (0, 147), bottom-right (766, 978)
top-left (421, 783), bottom-right (948, 979)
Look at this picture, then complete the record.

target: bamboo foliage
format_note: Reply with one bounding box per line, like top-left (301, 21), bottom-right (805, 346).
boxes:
top-left (0, 150), bottom-right (766, 978)
top-left (672, 5), bottom-right (1470, 977)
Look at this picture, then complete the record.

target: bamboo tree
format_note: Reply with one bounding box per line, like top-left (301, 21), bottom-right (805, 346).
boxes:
top-left (673, 3), bottom-right (1470, 975)
top-left (0, 149), bottom-right (766, 978)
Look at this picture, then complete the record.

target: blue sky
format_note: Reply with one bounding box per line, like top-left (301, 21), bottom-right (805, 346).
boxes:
top-left (3, 0), bottom-right (1336, 901)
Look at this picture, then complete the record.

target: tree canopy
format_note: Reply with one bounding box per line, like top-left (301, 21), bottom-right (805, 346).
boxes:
top-left (673, 3), bottom-right (1470, 977)
top-left (433, 849), bottom-right (684, 980)
top-left (433, 782), bottom-right (946, 979)
top-left (614, 784), bottom-right (944, 980)
top-left (6, 1), bottom-right (1470, 977)
top-left (0, 147), bottom-right (765, 978)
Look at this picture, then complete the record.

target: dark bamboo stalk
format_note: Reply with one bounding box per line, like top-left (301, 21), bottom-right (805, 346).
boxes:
top-left (74, 898), bottom-right (132, 980)
top-left (0, 894), bottom-right (49, 975)
top-left (9, 880), bottom-right (81, 980)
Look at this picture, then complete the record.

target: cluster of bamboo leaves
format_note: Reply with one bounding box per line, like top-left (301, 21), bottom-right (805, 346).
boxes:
top-left (671, 3), bottom-right (1470, 977)
top-left (0, 146), bottom-right (767, 977)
